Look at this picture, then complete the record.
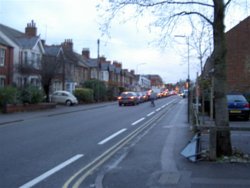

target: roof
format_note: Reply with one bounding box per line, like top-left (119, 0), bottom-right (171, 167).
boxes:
top-left (109, 64), bottom-right (115, 72)
top-left (74, 53), bottom-right (89, 68)
top-left (44, 45), bottom-right (62, 56)
top-left (0, 24), bottom-right (24, 45)
top-left (115, 67), bottom-right (121, 74)
top-left (16, 36), bottom-right (40, 49)
top-left (100, 62), bottom-right (110, 71)
top-left (0, 23), bottom-right (40, 49)
top-left (86, 58), bottom-right (98, 68)
top-left (0, 36), bottom-right (13, 47)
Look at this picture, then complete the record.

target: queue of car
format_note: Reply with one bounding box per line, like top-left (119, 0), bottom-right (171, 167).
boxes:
top-left (49, 90), bottom-right (250, 121)
top-left (117, 90), bottom-right (174, 106)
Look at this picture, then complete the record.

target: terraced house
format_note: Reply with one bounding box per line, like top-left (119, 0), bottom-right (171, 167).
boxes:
top-left (0, 20), bottom-right (161, 94)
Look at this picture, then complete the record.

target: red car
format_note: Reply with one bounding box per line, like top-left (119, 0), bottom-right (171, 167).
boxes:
top-left (117, 92), bottom-right (139, 106)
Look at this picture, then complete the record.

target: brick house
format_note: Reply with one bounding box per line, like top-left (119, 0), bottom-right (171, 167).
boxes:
top-left (225, 16), bottom-right (250, 94)
top-left (61, 39), bottom-right (89, 92)
top-left (0, 37), bottom-right (14, 87)
top-left (145, 74), bottom-right (163, 88)
top-left (203, 16), bottom-right (250, 95)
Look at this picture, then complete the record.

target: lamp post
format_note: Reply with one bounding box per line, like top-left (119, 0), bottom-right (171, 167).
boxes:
top-left (175, 35), bottom-right (190, 123)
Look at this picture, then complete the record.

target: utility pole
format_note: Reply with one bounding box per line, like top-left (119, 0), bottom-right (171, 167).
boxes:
top-left (97, 39), bottom-right (100, 102)
top-left (97, 39), bottom-right (100, 59)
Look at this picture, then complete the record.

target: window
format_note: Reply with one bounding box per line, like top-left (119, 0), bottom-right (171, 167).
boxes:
top-left (0, 48), bottom-right (6, 67)
top-left (30, 77), bottom-right (40, 87)
top-left (31, 52), bottom-right (35, 65)
top-left (0, 77), bottom-right (5, 87)
top-left (24, 51), bottom-right (28, 64)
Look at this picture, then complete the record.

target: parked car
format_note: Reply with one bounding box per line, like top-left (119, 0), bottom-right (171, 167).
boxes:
top-left (117, 91), bottom-right (139, 106)
top-left (51, 90), bottom-right (78, 106)
top-left (182, 90), bottom-right (188, 98)
top-left (227, 94), bottom-right (250, 120)
top-left (136, 92), bottom-right (144, 103)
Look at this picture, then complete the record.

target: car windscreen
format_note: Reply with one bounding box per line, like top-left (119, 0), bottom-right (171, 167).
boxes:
top-left (121, 93), bottom-right (134, 97)
top-left (227, 95), bottom-right (247, 102)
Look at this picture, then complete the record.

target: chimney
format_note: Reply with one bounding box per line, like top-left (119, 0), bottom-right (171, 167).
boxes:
top-left (130, 70), bottom-right (135, 75)
top-left (25, 20), bottom-right (37, 37)
top-left (99, 56), bottom-right (106, 63)
top-left (82, 48), bottom-right (90, 59)
top-left (62, 39), bottom-right (73, 51)
top-left (113, 61), bottom-right (122, 68)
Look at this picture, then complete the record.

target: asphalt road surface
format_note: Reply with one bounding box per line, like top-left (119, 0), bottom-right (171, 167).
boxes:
top-left (0, 95), bottom-right (182, 188)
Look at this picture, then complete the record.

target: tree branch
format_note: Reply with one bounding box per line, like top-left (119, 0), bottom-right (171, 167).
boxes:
top-left (120, 0), bottom-right (214, 8)
top-left (171, 11), bottom-right (213, 26)
top-left (225, 0), bottom-right (232, 8)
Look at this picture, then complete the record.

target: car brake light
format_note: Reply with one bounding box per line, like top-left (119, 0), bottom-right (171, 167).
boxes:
top-left (245, 103), bottom-right (250, 108)
top-left (117, 96), bottom-right (122, 100)
top-left (130, 96), bottom-right (135, 99)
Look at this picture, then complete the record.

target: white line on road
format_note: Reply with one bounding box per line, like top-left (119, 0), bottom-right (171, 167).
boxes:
top-left (19, 154), bottom-right (84, 188)
top-left (98, 128), bottom-right (127, 145)
top-left (131, 117), bottom-right (145, 126)
top-left (156, 108), bottom-right (161, 111)
top-left (147, 111), bottom-right (155, 117)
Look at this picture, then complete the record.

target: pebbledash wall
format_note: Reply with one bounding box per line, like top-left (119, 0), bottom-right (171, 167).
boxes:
top-left (226, 16), bottom-right (250, 94)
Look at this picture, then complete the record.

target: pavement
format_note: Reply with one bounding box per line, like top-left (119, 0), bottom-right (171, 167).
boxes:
top-left (1, 101), bottom-right (250, 188)
top-left (0, 102), bottom-right (116, 126)
top-left (98, 100), bottom-right (250, 188)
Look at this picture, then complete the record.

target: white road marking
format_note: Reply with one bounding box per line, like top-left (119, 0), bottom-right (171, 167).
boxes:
top-left (131, 117), bottom-right (145, 126)
top-left (19, 154), bottom-right (84, 188)
top-left (156, 108), bottom-right (161, 111)
top-left (98, 128), bottom-right (127, 145)
top-left (147, 111), bottom-right (155, 117)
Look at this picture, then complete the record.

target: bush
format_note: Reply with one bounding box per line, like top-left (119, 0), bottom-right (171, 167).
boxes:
top-left (83, 79), bottom-right (107, 102)
top-left (74, 88), bottom-right (94, 103)
top-left (107, 86), bottom-right (117, 101)
top-left (20, 86), bottom-right (44, 104)
top-left (0, 86), bottom-right (19, 107)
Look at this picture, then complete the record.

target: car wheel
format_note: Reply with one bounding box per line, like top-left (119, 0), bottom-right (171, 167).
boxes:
top-left (66, 100), bottom-right (72, 106)
top-left (119, 103), bottom-right (122, 106)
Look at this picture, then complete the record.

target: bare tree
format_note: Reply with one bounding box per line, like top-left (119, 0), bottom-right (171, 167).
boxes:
top-left (40, 54), bottom-right (63, 102)
top-left (98, 0), bottom-right (236, 156)
top-left (188, 17), bottom-right (213, 125)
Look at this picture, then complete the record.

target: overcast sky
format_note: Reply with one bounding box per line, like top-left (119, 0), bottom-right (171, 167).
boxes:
top-left (0, 0), bottom-right (249, 83)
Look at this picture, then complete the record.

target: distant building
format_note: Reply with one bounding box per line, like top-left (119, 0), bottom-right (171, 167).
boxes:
top-left (144, 74), bottom-right (163, 88)
top-left (135, 75), bottom-right (151, 91)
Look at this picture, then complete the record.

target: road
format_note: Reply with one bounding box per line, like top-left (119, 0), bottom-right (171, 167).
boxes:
top-left (0, 95), bottom-right (182, 188)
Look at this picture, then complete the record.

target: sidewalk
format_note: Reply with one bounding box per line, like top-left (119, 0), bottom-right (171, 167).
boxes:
top-left (100, 100), bottom-right (250, 188)
top-left (0, 102), bottom-right (116, 125)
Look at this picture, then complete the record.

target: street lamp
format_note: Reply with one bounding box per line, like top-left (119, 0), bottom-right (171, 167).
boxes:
top-left (175, 35), bottom-right (190, 123)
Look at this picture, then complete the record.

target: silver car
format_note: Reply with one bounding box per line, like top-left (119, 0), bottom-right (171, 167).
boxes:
top-left (51, 90), bottom-right (78, 106)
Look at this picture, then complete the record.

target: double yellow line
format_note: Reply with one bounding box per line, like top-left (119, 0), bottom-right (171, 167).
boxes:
top-left (63, 103), bottom-right (173, 188)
